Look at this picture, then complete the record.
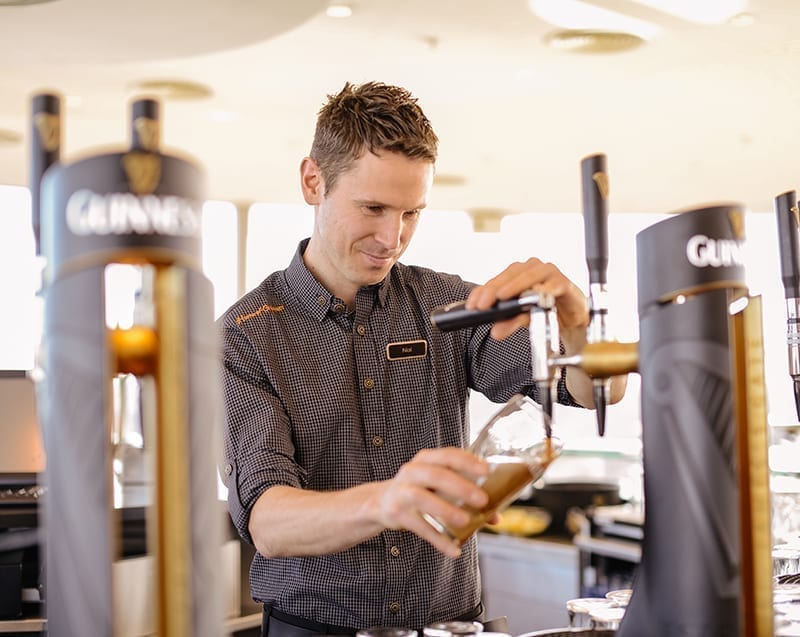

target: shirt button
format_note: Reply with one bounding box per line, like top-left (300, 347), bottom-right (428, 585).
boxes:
top-left (390, 545), bottom-right (400, 557)
top-left (363, 377), bottom-right (375, 390)
top-left (333, 303), bottom-right (346, 314)
top-left (224, 463), bottom-right (233, 476)
top-left (372, 435), bottom-right (384, 448)
top-left (317, 296), bottom-right (326, 307)
top-left (389, 602), bottom-right (401, 614)
top-left (356, 324), bottom-right (366, 336)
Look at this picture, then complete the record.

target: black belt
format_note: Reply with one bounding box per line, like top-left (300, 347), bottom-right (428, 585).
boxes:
top-left (264, 605), bottom-right (358, 637)
top-left (262, 602), bottom-right (484, 637)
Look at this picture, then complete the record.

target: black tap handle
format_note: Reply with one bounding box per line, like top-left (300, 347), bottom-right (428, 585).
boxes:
top-left (430, 298), bottom-right (530, 332)
top-left (581, 153), bottom-right (609, 286)
top-left (775, 190), bottom-right (800, 299)
top-left (130, 97), bottom-right (160, 152)
top-left (430, 292), bottom-right (553, 332)
top-left (30, 93), bottom-right (61, 255)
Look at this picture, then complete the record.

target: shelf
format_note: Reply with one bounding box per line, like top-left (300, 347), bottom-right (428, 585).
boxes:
top-left (573, 535), bottom-right (642, 563)
top-left (0, 613), bottom-right (262, 634)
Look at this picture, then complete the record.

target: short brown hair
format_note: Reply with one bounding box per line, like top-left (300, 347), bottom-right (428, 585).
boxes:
top-left (310, 81), bottom-right (439, 194)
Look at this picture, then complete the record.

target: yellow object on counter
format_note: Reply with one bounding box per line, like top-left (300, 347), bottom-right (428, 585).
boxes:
top-left (484, 506), bottom-right (551, 537)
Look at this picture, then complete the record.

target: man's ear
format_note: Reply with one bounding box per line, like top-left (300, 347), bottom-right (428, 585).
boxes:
top-left (300, 157), bottom-right (323, 205)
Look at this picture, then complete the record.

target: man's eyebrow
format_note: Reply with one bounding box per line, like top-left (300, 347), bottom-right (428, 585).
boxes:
top-left (353, 198), bottom-right (427, 211)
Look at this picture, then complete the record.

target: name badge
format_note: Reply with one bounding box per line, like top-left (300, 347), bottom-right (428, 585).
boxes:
top-left (386, 339), bottom-right (428, 361)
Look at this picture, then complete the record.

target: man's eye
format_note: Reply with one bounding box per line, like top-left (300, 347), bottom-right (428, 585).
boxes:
top-left (365, 205), bottom-right (383, 214)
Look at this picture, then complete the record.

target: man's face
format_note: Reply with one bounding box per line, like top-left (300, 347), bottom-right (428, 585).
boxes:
top-left (301, 150), bottom-right (434, 303)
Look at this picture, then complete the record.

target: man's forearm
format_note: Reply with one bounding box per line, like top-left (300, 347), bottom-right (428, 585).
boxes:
top-left (248, 483), bottom-right (388, 558)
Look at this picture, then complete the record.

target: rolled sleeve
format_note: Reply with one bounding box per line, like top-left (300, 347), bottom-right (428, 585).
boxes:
top-left (220, 323), bottom-right (307, 544)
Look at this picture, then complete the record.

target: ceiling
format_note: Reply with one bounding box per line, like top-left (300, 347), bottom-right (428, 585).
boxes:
top-left (0, 0), bottom-right (798, 218)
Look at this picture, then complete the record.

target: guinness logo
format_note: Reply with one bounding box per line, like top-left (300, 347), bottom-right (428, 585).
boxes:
top-left (34, 112), bottom-right (60, 152)
top-left (133, 116), bottom-right (160, 152)
top-left (686, 234), bottom-right (744, 268)
top-left (122, 151), bottom-right (161, 195)
top-left (65, 189), bottom-right (200, 237)
top-left (728, 208), bottom-right (745, 241)
top-left (592, 171), bottom-right (609, 200)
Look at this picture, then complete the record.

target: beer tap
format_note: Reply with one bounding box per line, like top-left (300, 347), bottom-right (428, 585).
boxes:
top-left (32, 94), bottom-right (225, 637)
top-left (774, 189), bottom-right (800, 420)
top-left (30, 93), bottom-right (61, 255)
top-left (430, 291), bottom-right (559, 437)
top-left (580, 153), bottom-right (612, 436)
top-left (429, 152), bottom-right (638, 439)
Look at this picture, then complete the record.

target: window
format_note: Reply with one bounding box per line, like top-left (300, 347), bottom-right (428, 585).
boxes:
top-left (0, 186), bottom-right (39, 371)
top-left (1, 182), bottom-right (794, 430)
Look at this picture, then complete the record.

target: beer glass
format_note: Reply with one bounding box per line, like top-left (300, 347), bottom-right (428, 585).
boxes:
top-left (423, 621), bottom-right (483, 637)
top-left (565, 598), bottom-right (614, 628)
top-left (423, 393), bottom-right (562, 545)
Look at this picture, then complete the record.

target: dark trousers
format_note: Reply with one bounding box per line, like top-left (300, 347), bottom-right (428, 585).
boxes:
top-left (262, 603), bottom-right (485, 637)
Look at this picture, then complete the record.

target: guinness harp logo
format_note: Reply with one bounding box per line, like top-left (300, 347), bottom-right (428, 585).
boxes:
top-left (34, 113), bottom-right (60, 152)
top-left (728, 208), bottom-right (745, 241)
top-left (791, 204), bottom-right (800, 228)
top-left (133, 117), bottom-right (160, 152)
top-left (121, 151), bottom-right (161, 195)
top-left (592, 171), bottom-right (609, 200)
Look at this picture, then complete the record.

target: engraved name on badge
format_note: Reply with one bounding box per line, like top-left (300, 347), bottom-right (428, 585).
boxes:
top-left (385, 339), bottom-right (428, 361)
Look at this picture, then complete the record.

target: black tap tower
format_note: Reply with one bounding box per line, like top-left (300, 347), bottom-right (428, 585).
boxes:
top-left (617, 204), bottom-right (773, 636)
top-left (31, 93), bottom-right (224, 636)
top-left (774, 190), bottom-right (800, 421)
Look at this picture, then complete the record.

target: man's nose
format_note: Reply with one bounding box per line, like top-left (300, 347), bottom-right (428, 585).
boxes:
top-left (375, 214), bottom-right (403, 249)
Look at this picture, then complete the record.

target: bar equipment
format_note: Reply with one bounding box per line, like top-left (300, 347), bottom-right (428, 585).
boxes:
top-left (30, 93), bottom-right (225, 636)
top-left (431, 291), bottom-right (559, 435)
top-left (430, 155), bottom-right (774, 635)
top-left (0, 372), bottom-right (44, 621)
top-left (619, 204), bottom-right (773, 636)
top-left (429, 155), bottom-right (636, 433)
top-left (581, 154), bottom-right (612, 436)
top-left (774, 190), bottom-right (800, 421)
top-left (30, 94), bottom-right (60, 256)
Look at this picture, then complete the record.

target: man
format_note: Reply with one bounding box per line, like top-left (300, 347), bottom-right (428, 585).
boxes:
top-left (220, 81), bottom-right (626, 636)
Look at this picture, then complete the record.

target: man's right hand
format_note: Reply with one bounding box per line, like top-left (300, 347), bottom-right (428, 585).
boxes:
top-left (375, 447), bottom-right (490, 557)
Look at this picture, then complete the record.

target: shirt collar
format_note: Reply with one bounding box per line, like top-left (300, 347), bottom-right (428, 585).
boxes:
top-left (284, 239), bottom-right (389, 322)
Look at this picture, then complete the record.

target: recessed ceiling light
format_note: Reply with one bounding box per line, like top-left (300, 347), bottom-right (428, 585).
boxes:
top-left (545, 30), bottom-right (645, 53)
top-left (130, 79), bottom-right (213, 101)
top-left (326, 4), bottom-right (352, 18)
top-left (728, 12), bottom-right (754, 27)
top-left (0, 129), bottom-right (22, 146)
top-left (433, 173), bottom-right (467, 187)
top-left (529, 0), bottom-right (660, 41)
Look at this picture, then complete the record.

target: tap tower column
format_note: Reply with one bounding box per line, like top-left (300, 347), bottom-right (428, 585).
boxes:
top-left (617, 204), bottom-right (773, 636)
top-left (32, 95), bottom-right (225, 637)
